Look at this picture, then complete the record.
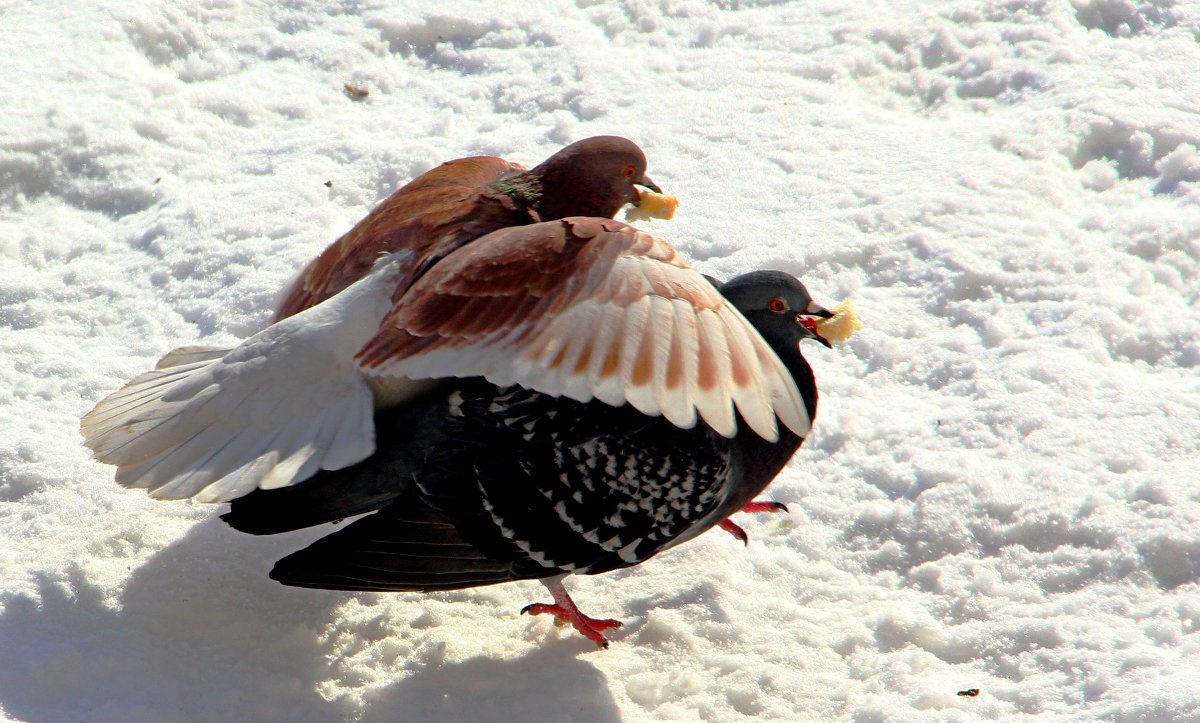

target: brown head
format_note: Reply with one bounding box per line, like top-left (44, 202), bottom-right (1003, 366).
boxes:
top-left (524, 136), bottom-right (661, 220)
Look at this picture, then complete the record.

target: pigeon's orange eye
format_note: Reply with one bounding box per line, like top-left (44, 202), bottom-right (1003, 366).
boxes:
top-left (623, 165), bottom-right (636, 178)
top-left (768, 298), bottom-right (787, 313)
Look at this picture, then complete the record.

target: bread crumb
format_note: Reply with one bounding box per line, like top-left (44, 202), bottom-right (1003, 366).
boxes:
top-left (625, 189), bottom-right (678, 222)
top-left (816, 301), bottom-right (863, 343)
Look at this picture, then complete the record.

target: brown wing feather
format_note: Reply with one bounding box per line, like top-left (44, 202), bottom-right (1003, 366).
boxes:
top-left (354, 218), bottom-right (812, 440)
top-left (356, 218), bottom-right (701, 366)
top-left (274, 156), bottom-right (531, 320)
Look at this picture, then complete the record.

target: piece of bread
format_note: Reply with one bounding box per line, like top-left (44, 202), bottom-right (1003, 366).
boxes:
top-left (816, 301), bottom-right (863, 344)
top-left (625, 189), bottom-right (679, 222)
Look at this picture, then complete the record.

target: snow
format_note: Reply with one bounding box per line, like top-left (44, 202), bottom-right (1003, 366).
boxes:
top-left (3, 0), bottom-right (1200, 720)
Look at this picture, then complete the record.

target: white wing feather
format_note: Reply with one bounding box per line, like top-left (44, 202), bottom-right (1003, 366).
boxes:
top-left (80, 256), bottom-right (414, 502)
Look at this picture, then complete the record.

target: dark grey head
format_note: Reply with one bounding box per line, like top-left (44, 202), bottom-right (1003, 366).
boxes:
top-left (528, 136), bottom-right (661, 220)
top-left (720, 271), bottom-right (833, 351)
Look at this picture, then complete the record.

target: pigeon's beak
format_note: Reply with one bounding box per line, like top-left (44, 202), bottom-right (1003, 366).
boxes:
top-left (796, 303), bottom-right (834, 349)
top-left (635, 175), bottom-right (662, 194)
top-left (806, 301), bottom-right (835, 319)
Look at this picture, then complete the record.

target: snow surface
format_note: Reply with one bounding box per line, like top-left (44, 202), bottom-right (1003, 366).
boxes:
top-left (3, 0), bottom-right (1200, 720)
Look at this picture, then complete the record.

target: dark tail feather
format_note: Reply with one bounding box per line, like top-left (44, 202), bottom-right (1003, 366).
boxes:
top-left (220, 404), bottom-right (432, 535)
top-left (268, 503), bottom-right (541, 592)
top-left (220, 465), bottom-right (411, 535)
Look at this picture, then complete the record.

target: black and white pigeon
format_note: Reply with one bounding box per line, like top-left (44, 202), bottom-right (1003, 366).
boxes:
top-left (81, 217), bottom-right (831, 648)
top-left (222, 272), bottom-right (831, 648)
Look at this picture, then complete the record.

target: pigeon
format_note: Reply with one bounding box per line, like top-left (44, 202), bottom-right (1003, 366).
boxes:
top-left (81, 218), bottom-right (813, 501)
top-left (274, 136), bottom-right (665, 321)
top-left (80, 217), bottom-right (831, 647)
top-left (222, 267), bottom-right (831, 648)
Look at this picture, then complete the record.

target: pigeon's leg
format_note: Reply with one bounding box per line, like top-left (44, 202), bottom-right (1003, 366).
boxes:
top-left (719, 501), bottom-right (789, 545)
top-left (521, 576), bottom-right (623, 649)
top-left (718, 519), bottom-right (749, 545)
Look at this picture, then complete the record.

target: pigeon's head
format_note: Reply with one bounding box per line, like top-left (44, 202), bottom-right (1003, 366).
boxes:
top-left (720, 271), bottom-right (833, 353)
top-left (530, 136), bottom-right (660, 220)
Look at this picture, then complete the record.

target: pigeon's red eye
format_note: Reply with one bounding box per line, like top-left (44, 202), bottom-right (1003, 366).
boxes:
top-left (768, 298), bottom-right (787, 313)
top-left (623, 165), bottom-right (636, 178)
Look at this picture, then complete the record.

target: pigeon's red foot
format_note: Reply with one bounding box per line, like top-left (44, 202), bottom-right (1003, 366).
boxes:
top-left (522, 578), bottom-right (622, 649)
top-left (719, 519), bottom-right (749, 545)
top-left (741, 500), bottom-right (789, 514)
top-left (719, 500), bottom-right (789, 544)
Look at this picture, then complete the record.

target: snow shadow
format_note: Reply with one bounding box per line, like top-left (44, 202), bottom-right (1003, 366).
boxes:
top-left (0, 516), bottom-right (345, 721)
top-left (360, 643), bottom-right (620, 723)
top-left (0, 515), bottom-right (620, 722)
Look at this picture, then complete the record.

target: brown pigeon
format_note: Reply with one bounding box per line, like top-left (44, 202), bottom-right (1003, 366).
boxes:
top-left (274, 136), bottom-right (664, 321)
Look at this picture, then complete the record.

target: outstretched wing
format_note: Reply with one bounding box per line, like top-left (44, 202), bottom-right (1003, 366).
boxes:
top-left (81, 258), bottom-right (419, 502)
top-left (274, 156), bottom-right (529, 320)
top-left (358, 217), bottom-right (811, 442)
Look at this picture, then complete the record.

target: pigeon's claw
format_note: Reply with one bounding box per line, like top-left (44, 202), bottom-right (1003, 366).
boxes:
top-left (740, 500), bottom-right (788, 514)
top-left (522, 577), bottom-right (623, 649)
top-left (719, 500), bottom-right (789, 544)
